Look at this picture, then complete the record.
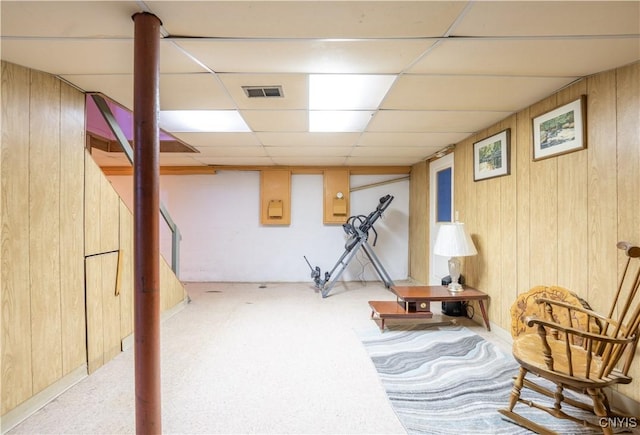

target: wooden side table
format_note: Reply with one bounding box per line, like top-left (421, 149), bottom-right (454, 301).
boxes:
top-left (368, 301), bottom-right (433, 332)
top-left (368, 285), bottom-right (491, 332)
top-left (391, 285), bottom-right (491, 331)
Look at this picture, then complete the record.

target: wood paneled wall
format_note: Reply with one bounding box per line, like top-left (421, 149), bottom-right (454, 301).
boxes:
top-left (1, 63), bottom-right (86, 414)
top-left (1, 61), bottom-right (187, 419)
top-left (409, 62), bottom-right (640, 402)
top-left (408, 161), bottom-right (429, 284)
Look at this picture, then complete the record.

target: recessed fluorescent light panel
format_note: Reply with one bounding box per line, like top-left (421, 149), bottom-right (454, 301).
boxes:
top-left (309, 111), bottom-right (375, 132)
top-left (159, 110), bottom-right (250, 132)
top-left (309, 74), bottom-right (395, 110)
top-left (308, 74), bottom-right (395, 132)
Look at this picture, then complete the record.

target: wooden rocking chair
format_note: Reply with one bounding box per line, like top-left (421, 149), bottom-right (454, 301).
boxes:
top-left (499, 241), bottom-right (640, 434)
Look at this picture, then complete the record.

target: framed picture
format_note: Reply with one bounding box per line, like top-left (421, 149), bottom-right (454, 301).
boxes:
top-left (532, 96), bottom-right (586, 161)
top-left (473, 128), bottom-right (510, 181)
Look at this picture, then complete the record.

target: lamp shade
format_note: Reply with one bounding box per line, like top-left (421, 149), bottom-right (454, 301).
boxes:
top-left (433, 222), bottom-right (477, 257)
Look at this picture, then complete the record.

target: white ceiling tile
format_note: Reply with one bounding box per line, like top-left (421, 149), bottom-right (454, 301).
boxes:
top-left (150, 1), bottom-right (467, 38)
top-left (255, 132), bottom-right (360, 147)
top-left (194, 156), bottom-right (275, 166)
top-left (192, 146), bottom-right (267, 157)
top-left (159, 155), bottom-right (205, 166)
top-left (1, 40), bottom-right (202, 76)
top-left (3, 1), bottom-right (637, 168)
top-left (265, 147), bottom-right (352, 157)
top-left (241, 111), bottom-right (308, 132)
top-left (2, 40), bottom-right (134, 75)
top-left (171, 132), bottom-right (261, 148)
top-left (160, 73), bottom-right (236, 110)
top-left (368, 110), bottom-right (511, 133)
top-left (270, 156), bottom-right (347, 166)
top-left (357, 132), bottom-right (470, 147)
top-left (1, 1), bottom-right (140, 38)
top-left (350, 146), bottom-right (434, 158)
top-left (345, 156), bottom-right (418, 166)
top-left (174, 40), bottom-right (434, 74)
top-left (61, 74), bottom-right (134, 109)
top-left (218, 74), bottom-right (308, 110)
top-left (454, 1), bottom-right (640, 37)
top-left (382, 75), bottom-right (577, 111)
top-left (409, 38), bottom-right (640, 77)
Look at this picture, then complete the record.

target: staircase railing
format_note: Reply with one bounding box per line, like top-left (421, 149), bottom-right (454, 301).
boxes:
top-left (91, 93), bottom-right (181, 276)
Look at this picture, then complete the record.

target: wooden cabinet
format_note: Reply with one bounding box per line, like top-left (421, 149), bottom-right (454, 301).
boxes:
top-left (260, 170), bottom-right (291, 225)
top-left (323, 169), bottom-right (350, 224)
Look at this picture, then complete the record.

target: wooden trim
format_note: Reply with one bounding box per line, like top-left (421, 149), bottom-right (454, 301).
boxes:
top-left (100, 165), bottom-right (411, 176)
top-left (101, 166), bottom-right (218, 176)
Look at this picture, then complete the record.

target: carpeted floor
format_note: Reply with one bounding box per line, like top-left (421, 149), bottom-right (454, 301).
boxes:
top-left (359, 325), bottom-right (602, 434)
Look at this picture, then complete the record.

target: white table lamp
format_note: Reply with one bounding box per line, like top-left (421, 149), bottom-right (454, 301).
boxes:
top-left (433, 222), bottom-right (477, 291)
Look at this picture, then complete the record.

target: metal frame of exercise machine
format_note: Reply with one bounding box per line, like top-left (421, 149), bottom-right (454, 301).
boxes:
top-left (304, 194), bottom-right (395, 298)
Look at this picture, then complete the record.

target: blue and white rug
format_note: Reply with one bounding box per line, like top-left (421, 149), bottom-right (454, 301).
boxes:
top-left (359, 325), bottom-right (601, 434)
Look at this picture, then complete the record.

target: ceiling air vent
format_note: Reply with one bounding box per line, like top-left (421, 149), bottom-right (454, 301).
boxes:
top-left (242, 85), bottom-right (283, 98)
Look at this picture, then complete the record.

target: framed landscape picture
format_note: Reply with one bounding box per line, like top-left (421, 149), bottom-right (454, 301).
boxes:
top-left (473, 129), bottom-right (510, 181)
top-left (532, 96), bottom-right (586, 161)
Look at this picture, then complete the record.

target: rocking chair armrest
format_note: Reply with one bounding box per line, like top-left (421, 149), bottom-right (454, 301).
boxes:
top-left (524, 315), bottom-right (634, 346)
top-left (534, 297), bottom-right (614, 326)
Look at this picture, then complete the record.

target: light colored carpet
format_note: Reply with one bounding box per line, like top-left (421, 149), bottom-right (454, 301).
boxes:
top-left (8, 282), bottom-right (409, 434)
top-left (359, 325), bottom-right (602, 434)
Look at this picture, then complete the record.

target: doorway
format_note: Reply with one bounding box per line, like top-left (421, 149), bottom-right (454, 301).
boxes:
top-left (429, 153), bottom-right (454, 285)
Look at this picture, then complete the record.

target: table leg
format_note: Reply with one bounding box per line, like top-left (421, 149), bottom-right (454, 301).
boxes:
top-left (478, 300), bottom-right (491, 331)
top-left (371, 309), bottom-right (385, 332)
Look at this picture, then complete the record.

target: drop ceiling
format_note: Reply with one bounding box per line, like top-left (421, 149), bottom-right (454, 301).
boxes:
top-left (1, 1), bottom-right (639, 168)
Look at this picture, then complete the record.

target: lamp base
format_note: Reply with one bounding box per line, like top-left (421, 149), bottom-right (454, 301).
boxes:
top-left (447, 282), bottom-right (463, 292)
top-left (441, 274), bottom-right (465, 291)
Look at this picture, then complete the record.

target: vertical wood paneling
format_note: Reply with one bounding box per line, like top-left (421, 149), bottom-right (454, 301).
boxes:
top-left (556, 81), bottom-right (589, 293)
top-left (59, 82), bottom-right (86, 375)
top-left (84, 154), bottom-right (101, 256)
top-left (101, 252), bottom-right (121, 363)
top-left (28, 70), bottom-right (62, 393)
top-left (119, 201), bottom-right (134, 338)
top-left (85, 256), bottom-right (104, 374)
top-left (474, 131), bottom-right (490, 293)
top-left (586, 70), bottom-right (618, 313)
top-left (100, 176), bottom-right (120, 253)
top-left (453, 142), bottom-right (467, 223)
top-left (515, 107), bottom-right (531, 294)
top-left (615, 62), bottom-right (640, 401)
top-left (412, 63), bottom-right (640, 404)
top-left (1, 62), bottom-right (33, 414)
top-left (482, 124), bottom-right (506, 326)
top-left (458, 137), bottom-right (478, 284)
top-left (409, 162), bottom-right (428, 283)
top-left (160, 257), bottom-right (186, 311)
top-left (454, 139), bottom-right (470, 285)
top-left (528, 95), bottom-right (558, 287)
top-left (1, 62), bottom-right (189, 418)
top-left (499, 116), bottom-right (518, 327)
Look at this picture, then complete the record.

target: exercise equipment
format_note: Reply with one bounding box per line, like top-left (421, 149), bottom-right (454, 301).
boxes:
top-left (304, 194), bottom-right (395, 298)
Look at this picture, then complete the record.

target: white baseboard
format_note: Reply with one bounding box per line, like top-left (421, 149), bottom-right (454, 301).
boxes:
top-left (0, 365), bottom-right (87, 434)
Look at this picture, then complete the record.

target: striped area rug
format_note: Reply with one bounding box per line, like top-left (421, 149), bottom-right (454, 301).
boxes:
top-left (359, 325), bottom-right (600, 434)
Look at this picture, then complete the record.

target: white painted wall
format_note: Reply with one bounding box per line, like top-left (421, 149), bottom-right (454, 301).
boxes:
top-left (109, 171), bottom-right (409, 283)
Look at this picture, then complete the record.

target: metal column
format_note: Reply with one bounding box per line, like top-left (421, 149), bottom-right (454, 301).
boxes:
top-left (132, 12), bottom-right (162, 434)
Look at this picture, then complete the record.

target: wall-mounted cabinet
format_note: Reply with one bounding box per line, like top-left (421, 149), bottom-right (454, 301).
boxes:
top-left (260, 170), bottom-right (291, 225)
top-left (323, 169), bottom-right (350, 224)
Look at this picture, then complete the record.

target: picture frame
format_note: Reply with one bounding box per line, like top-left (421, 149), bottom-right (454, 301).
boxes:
top-left (532, 95), bottom-right (586, 161)
top-left (473, 128), bottom-right (510, 181)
